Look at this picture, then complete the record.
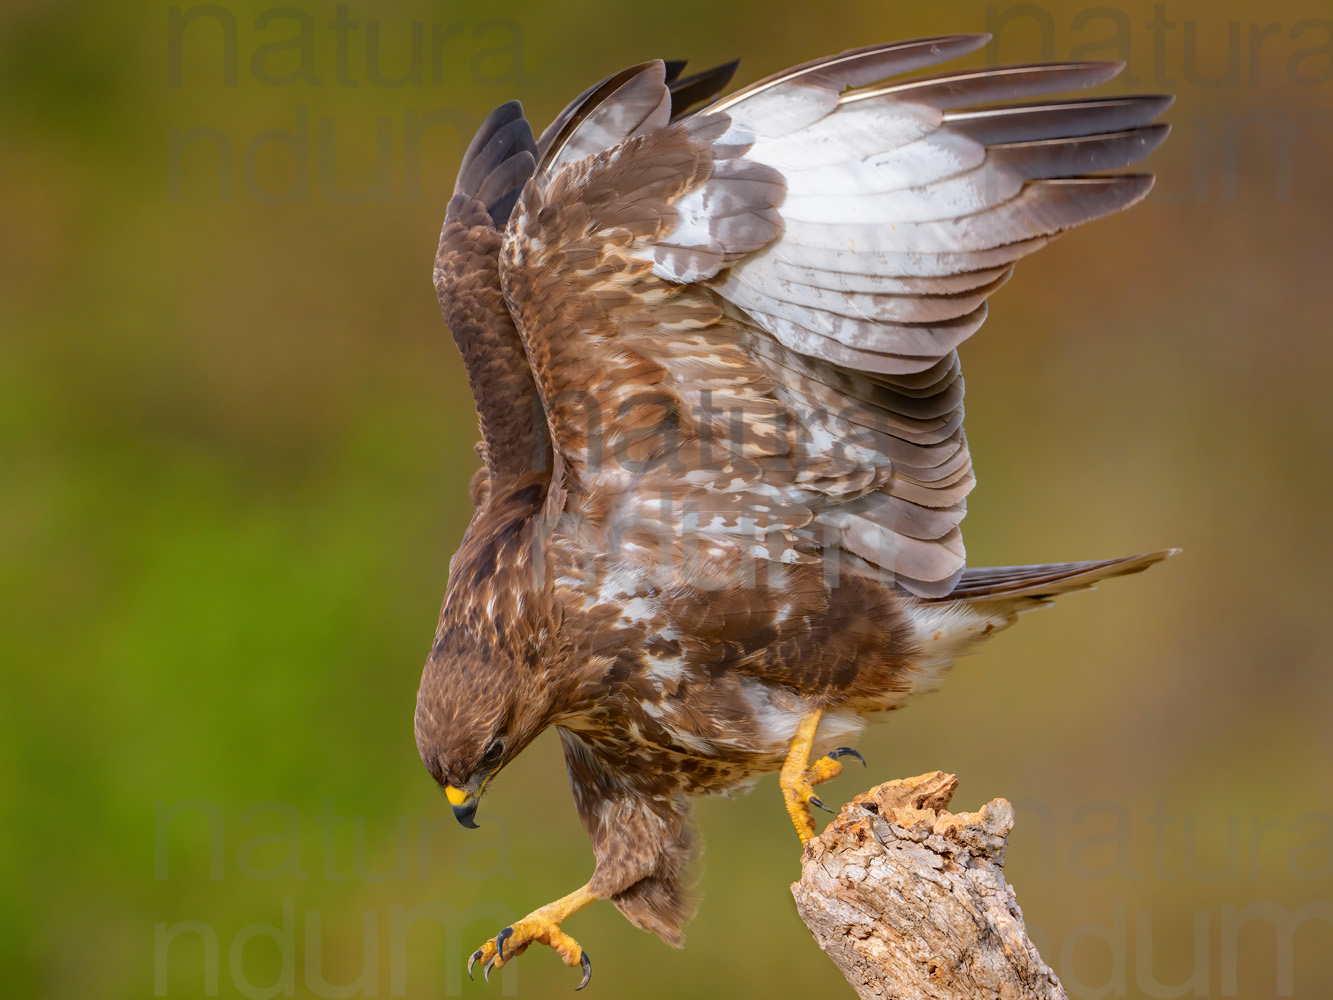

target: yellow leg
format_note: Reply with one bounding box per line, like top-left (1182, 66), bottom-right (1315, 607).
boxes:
top-left (779, 710), bottom-right (866, 844)
top-left (468, 883), bottom-right (598, 989)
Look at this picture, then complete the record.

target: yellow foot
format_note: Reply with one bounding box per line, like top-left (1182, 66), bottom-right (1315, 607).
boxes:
top-left (467, 884), bottom-right (596, 990)
top-left (780, 718), bottom-right (867, 844)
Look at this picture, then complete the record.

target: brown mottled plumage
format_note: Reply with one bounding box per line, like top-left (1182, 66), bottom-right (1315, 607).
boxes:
top-left (412, 39), bottom-right (1176, 986)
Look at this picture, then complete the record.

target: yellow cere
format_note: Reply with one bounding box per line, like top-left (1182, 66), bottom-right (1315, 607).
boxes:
top-left (445, 785), bottom-right (471, 807)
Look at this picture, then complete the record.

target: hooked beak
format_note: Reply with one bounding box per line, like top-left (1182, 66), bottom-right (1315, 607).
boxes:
top-left (445, 785), bottom-right (479, 829)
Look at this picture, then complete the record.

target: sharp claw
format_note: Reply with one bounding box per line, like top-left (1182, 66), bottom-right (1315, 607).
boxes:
top-left (809, 794), bottom-right (835, 814)
top-left (576, 950), bottom-right (592, 990)
top-left (832, 747), bottom-right (866, 767)
top-left (473, 923), bottom-right (587, 988)
top-left (495, 926), bottom-right (514, 964)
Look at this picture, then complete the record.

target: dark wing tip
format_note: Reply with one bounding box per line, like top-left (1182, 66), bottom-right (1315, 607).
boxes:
top-left (668, 58), bottom-right (742, 119)
top-left (451, 100), bottom-right (538, 227)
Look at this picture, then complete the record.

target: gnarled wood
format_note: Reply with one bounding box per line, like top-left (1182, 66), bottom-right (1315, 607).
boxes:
top-left (791, 771), bottom-right (1068, 999)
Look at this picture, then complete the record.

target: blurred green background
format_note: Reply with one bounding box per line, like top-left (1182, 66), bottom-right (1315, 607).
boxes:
top-left (4, 0), bottom-right (1331, 997)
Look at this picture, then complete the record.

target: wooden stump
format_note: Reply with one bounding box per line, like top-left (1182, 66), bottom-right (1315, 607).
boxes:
top-left (791, 771), bottom-right (1068, 999)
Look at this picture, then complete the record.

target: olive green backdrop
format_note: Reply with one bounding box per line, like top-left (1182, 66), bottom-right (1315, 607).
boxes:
top-left (4, 1), bottom-right (1331, 997)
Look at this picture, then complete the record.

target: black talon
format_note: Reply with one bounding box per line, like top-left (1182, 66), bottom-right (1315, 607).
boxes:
top-left (483, 955), bottom-right (497, 983)
top-left (575, 951), bottom-right (592, 991)
top-left (809, 794), bottom-right (835, 814)
top-left (468, 948), bottom-right (484, 981)
top-left (495, 926), bottom-right (514, 963)
top-left (831, 747), bottom-right (866, 767)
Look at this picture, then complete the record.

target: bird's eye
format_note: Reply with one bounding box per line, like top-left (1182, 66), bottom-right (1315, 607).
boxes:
top-left (481, 739), bottom-right (505, 768)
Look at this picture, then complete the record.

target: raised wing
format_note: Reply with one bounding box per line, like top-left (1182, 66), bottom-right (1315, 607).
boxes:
top-left (435, 101), bottom-right (548, 497)
top-left (498, 38), bottom-right (1169, 596)
top-left (435, 60), bottom-right (743, 502)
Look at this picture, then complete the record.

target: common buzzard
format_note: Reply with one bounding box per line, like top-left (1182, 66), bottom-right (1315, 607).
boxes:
top-left (413, 37), bottom-right (1175, 988)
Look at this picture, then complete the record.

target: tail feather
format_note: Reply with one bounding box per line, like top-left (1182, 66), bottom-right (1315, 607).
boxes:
top-left (936, 548), bottom-right (1179, 605)
top-left (900, 549), bottom-right (1178, 697)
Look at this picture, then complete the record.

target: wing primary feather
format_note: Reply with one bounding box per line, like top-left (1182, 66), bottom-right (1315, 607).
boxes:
top-left (985, 124), bottom-right (1170, 179)
top-left (668, 59), bottom-right (741, 118)
top-left (535, 81), bottom-right (611, 156)
top-left (449, 101), bottom-right (538, 226)
top-left (710, 35), bottom-right (992, 113)
top-left (944, 94), bottom-right (1175, 143)
top-left (536, 61), bottom-right (663, 174)
top-left (538, 58), bottom-right (698, 155)
top-left (473, 150), bottom-right (536, 225)
top-left (452, 100), bottom-right (524, 197)
top-left (844, 61), bottom-right (1125, 109)
top-left (458, 119), bottom-right (535, 196)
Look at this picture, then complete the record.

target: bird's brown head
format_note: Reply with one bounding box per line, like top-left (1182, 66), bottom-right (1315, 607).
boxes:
top-left (414, 620), bottom-right (552, 829)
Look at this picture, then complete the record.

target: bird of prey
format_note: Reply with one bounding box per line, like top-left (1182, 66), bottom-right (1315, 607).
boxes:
top-left (414, 36), bottom-right (1175, 989)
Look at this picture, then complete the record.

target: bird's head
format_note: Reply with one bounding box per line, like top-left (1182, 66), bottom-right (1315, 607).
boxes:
top-left (413, 621), bottom-right (552, 829)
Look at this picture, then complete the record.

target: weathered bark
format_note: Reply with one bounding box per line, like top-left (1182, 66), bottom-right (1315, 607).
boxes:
top-left (791, 771), bottom-right (1067, 1000)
